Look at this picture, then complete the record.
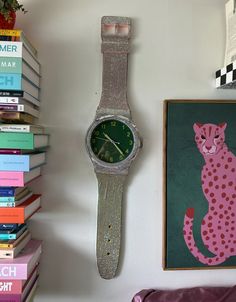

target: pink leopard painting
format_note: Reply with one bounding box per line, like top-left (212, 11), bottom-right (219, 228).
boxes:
top-left (183, 122), bottom-right (236, 266)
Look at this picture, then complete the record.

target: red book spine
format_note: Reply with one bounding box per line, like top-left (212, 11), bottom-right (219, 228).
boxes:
top-left (0, 149), bottom-right (21, 155)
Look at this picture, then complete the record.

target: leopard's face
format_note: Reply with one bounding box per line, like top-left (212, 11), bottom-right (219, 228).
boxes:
top-left (193, 123), bottom-right (227, 156)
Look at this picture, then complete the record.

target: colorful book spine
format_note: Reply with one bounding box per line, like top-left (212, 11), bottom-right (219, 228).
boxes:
top-left (0, 201), bottom-right (17, 207)
top-left (0, 42), bottom-right (22, 58)
top-left (0, 132), bottom-right (34, 149)
top-left (0, 187), bottom-right (15, 196)
top-left (0, 150), bottom-right (21, 155)
top-left (0, 90), bottom-right (23, 97)
top-left (0, 281), bottom-right (22, 294)
top-left (0, 97), bottom-right (21, 103)
top-left (0, 294), bottom-right (22, 301)
top-left (0, 196), bottom-right (15, 202)
top-left (0, 74), bottom-right (40, 97)
top-left (0, 73), bottom-right (22, 90)
top-left (0, 234), bottom-right (16, 240)
top-left (0, 57), bottom-right (22, 73)
top-left (0, 194), bottom-right (41, 223)
top-left (0, 154), bottom-right (30, 172)
top-left (0, 171), bottom-right (25, 187)
top-left (0, 224), bottom-right (18, 230)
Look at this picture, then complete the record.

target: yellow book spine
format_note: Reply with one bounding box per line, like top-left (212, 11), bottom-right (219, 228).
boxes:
top-left (0, 29), bottom-right (22, 37)
top-left (0, 243), bottom-right (12, 248)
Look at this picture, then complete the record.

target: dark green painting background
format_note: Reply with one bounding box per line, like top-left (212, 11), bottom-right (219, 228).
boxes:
top-left (165, 101), bottom-right (236, 269)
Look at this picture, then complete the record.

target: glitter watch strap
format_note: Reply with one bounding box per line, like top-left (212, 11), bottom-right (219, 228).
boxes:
top-left (97, 16), bottom-right (131, 118)
top-left (96, 172), bottom-right (126, 279)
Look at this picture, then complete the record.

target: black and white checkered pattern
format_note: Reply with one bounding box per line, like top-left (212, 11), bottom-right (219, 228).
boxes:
top-left (216, 62), bottom-right (236, 88)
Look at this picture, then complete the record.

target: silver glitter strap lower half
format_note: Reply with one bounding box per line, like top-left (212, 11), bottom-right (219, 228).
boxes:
top-left (96, 172), bottom-right (126, 279)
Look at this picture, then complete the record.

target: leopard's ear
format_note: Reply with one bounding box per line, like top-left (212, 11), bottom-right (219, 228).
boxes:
top-left (193, 123), bottom-right (203, 133)
top-left (218, 122), bottom-right (227, 131)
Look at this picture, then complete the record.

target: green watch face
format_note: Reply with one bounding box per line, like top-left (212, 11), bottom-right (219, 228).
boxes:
top-left (90, 119), bottom-right (134, 163)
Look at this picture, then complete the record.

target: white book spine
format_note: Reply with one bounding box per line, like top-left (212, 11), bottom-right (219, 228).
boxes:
top-left (0, 42), bottom-right (22, 58)
top-left (0, 202), bottom-right (15, 207)
top-left (0, 125), bottom-right (31, 132)
top-left (0, 97), bottom-right (19, 104)
top-left (0, 250), bottom-right (13, 259)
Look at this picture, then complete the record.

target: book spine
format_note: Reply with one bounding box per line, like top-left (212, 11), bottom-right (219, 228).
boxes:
top-left (0, 154), bottom-right (30, 172)
top-left (0, 125), bottom-right (30, 132)
top-left (0, 57), bottom-right (22, 74)
top-left (0, 202), bottom-right (15, 207)
top-left (0, 97), bottom-right (20, 104)
top-left (0, 104), bottom-right (23, 111)
top-left (0, 112), bottom-right (36, 124)
top-left (0, 171), bottom-right (24, 187)
top-left (0, 294), bottom-right (20, 301)
top-left (0, 250), bottom-right (13, 258)
top-left (0, 42), bottom-right (22, 58)
top-left (0, 73), bottom-right (22, 90)
top-left (0, 197), bottom-right (15, 202)
top-left (0, 264), bottom-right (27, 280)
top-left (0, 281), bottom-right (22, 295)
top-left (0, 188), bottom-right (14, 196)
top-left (0, 150), bottom-right (21, 155)
top-left (0, 132), bottom-right (33, 149)
top-left (0, 234), bottom-right (16, 240)
top-left (0, 36), bottom-right (19, 41)
top-left (0, 30), bottom-right (21, 37)
top-left (0, 224), bottom-right (18, 230)
top-left (0, 91), bottom-right (23, 97)
top-left (0, 209), bottom-right (24, 223)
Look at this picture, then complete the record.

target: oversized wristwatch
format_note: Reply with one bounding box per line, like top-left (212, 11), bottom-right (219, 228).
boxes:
top-left (86, 16), bottom-right (142, 279)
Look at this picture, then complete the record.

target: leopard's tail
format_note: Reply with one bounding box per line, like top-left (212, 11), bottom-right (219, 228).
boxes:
top-left (183, 208), bottom-right (227, 265)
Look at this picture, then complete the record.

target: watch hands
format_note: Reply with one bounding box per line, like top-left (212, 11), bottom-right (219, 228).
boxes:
top-left (96, 137), bottom-right (120, 144)
top-left (98, 141), bottom-right (108, 156)
top-left (103, 132), bottom-right (124, 156)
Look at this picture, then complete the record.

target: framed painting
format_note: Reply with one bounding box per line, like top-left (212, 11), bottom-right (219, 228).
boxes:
top-left (163, 99), bottom-right (236, 270)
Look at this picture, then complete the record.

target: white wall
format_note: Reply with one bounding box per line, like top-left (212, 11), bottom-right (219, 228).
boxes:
top-left (17, 0), bottom-right (236, 301)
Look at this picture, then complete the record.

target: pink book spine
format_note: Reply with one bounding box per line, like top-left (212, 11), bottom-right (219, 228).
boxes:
top-left (0, 281), bottom-right (21, 294)
top-left (0, 171), bottom-right (23, 187)
top-left (0, 149), bottom-right (21, 155)
top-left (0, 264), bottom-right (27, 280)
top-left (0, 294), bottom-right (21, 301)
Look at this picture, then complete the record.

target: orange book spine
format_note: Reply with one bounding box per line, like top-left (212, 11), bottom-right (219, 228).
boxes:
top-left (0, 194), bottom-right (41, 223)
top-left (0, 207), bottom-right (24, 223)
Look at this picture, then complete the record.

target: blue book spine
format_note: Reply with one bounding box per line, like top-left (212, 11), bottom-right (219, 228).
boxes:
top-left (0, 187), bottom-right (15, 197)
top-left (0, 223), bottom-right (18, 230)
top-left (0, 233), bottom-right (16, 240)
top-left (0, 196), bottom-right (14, 202)
top-left (0, 154), bottom-right (29, 171)
top-left (0, 73), bottom-right (22, 90)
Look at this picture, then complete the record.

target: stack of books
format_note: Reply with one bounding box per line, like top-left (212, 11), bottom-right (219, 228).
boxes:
top-left (0, 29), bottom-right (48, 301)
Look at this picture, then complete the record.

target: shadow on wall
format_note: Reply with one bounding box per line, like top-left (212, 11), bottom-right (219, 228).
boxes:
top-left (30, 221), bottom-right (95, 298)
